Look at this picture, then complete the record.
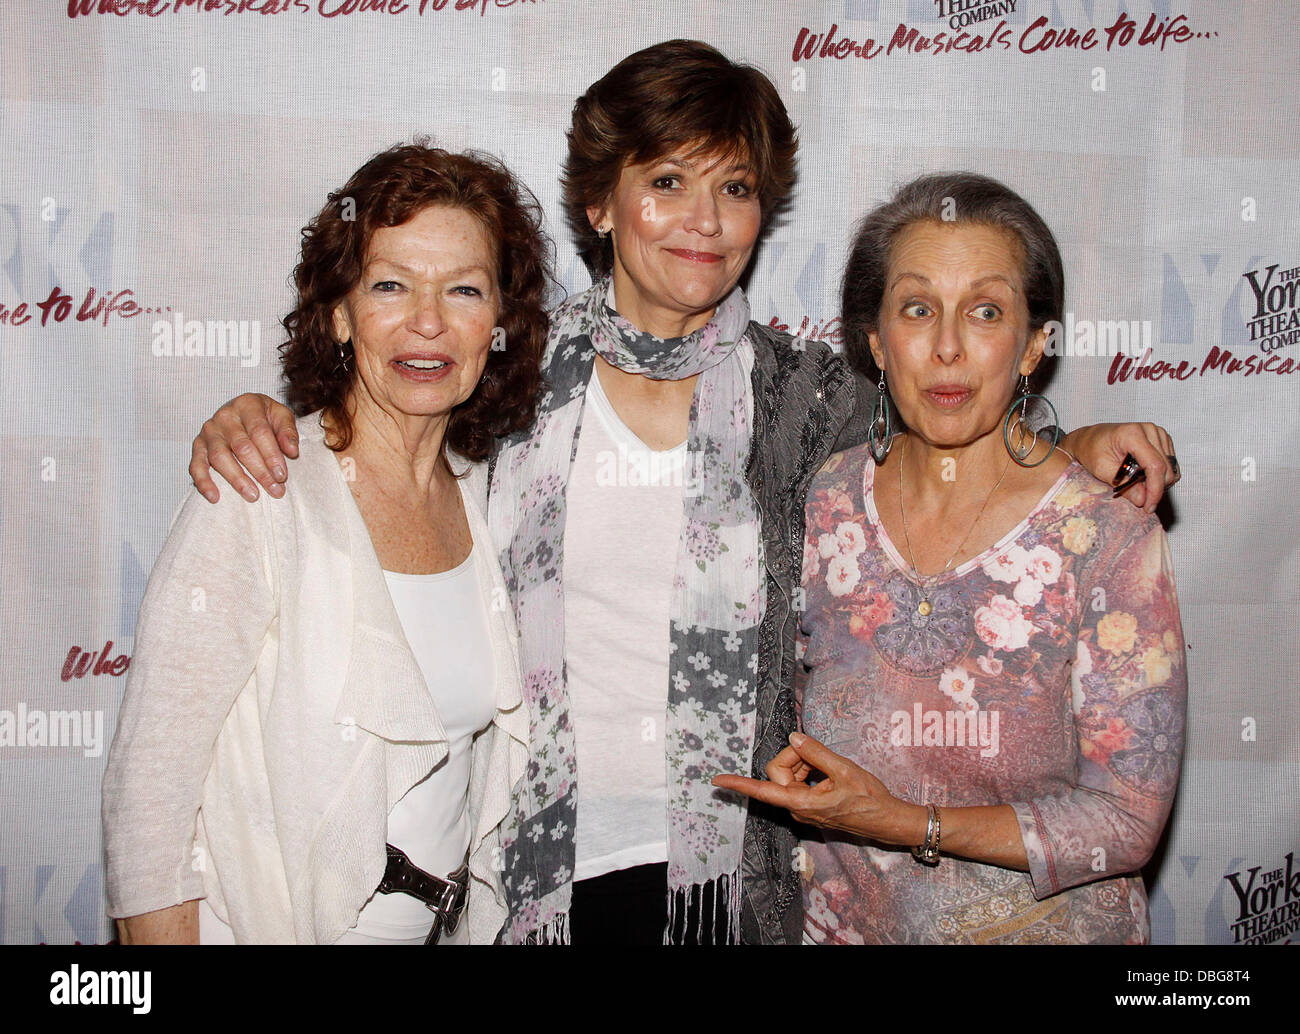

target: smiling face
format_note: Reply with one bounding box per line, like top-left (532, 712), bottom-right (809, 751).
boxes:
top-left (587, 148), bottom-right (762, 338)
top-left (869, 220), bottom-right (1047, 449)
top-left (332, 204), bottom-right (500, 430)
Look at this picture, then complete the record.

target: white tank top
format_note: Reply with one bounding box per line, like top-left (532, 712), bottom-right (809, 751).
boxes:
top-left (348, 549), bottom-right (497, 940)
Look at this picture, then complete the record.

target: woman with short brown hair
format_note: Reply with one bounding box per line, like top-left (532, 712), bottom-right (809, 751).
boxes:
top-left (561, 38), bottom-right (797, 278)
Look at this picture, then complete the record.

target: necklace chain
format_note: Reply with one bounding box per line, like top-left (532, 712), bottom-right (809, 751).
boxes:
top-left (896, 435), bottom-right (1013, 616)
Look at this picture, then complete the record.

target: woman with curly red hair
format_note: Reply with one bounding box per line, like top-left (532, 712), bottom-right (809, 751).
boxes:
top-left (102, 142), bottom-right (549, 944)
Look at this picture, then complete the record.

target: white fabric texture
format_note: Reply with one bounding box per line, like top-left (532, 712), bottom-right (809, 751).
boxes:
top-left (101, 412), bottom-right (528, 944)
top-left (566, 368), bottom-right (684, 880)
top-left (198, 896), bottom-right (464, 946)
top-left (350, 558), bottom-right (496, 940)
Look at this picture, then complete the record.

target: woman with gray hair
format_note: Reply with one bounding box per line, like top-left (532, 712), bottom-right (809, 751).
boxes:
top-left (716, 173), bottom-right (1187, 944)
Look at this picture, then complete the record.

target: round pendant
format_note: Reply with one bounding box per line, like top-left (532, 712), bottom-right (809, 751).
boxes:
top-left (918, 599), bottom-right (932, 617)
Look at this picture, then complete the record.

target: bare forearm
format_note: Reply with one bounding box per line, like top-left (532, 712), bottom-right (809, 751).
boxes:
top-left (934, 803), bottom-right (1028, 871)
top-left (873, 797), bottom-right (1025, 871)
top-left (117, 900), bottom-right (200, 944)
top-left (1058, 421), bottom-right (1180, 511)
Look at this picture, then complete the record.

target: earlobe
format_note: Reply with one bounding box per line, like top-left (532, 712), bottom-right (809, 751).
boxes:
top-left (586, 203), bottom-right (611, 237)
top-left (1020, 326), bottom-right (1048, 376)
top-left (867, 330), bottom-right (887, 373)
top-left (332, 301), bottom-right (352, 346)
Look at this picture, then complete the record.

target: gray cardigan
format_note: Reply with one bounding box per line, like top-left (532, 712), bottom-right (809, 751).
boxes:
top-left (738, 321), bottom-right (875, 945)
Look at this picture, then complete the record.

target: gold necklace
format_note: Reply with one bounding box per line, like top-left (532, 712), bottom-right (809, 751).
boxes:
top-left (896, 435), bottom-right (1013, 617)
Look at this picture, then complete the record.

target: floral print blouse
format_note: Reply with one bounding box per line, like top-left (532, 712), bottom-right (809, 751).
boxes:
top-left (796, 443), bottom-right (1187, 944)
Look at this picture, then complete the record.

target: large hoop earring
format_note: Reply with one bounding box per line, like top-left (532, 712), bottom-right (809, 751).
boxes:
top-left (1003, 375), bottom-right (1060, 467)
top-left (867, 370), bottom-right (894, 465)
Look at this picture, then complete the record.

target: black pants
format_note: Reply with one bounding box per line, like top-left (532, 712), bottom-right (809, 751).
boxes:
top-left (568, 862), bottom-right (728, 945)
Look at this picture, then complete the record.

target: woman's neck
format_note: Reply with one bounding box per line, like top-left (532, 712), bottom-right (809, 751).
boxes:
top-left (873, 425), bottom-right (1069, 577)
top-left (607, 269), bottom-right (718, 339)
top-left (337, 393), bottom-right (454, 499)
top-left (895, 427), bottom-right (1014, 515)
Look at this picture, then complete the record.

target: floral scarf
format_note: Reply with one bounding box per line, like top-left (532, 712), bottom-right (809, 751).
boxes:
top-left (489, 277), bottom-right (764, 943)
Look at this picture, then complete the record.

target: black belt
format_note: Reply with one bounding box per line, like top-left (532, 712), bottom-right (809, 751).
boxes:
top-left (376, 843), bottom-right (469, 945)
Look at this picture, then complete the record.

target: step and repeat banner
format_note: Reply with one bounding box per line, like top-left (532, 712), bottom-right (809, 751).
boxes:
top-left (0, 0), bottom-right (1295, 946)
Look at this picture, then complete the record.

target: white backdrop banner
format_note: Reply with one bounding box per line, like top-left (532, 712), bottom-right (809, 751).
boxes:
top-left (0, 0), bottom-right (1295, 945)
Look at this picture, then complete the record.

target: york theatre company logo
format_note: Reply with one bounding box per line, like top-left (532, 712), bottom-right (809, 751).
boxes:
top-left (1241, 260), bottom-right (1300, 355)
top-left (1223, 852), bottom-right (1299, 944)
top-left (933, 0), bottom-right (1017, 30)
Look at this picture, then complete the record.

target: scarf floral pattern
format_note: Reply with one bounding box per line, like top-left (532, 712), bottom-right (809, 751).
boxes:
top-left (489, 278), bottom-right (764, 942)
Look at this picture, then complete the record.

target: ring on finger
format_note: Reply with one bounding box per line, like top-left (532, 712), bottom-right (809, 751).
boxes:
top-left (1112, 453), bottom-right (1145, 496)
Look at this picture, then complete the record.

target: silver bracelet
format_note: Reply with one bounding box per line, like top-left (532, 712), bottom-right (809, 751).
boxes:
top-left (910, 803), bottom-right (941, 866)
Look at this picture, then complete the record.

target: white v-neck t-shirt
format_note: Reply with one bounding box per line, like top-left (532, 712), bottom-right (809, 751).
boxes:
top-left (563, 368), bottom-right (687, 881)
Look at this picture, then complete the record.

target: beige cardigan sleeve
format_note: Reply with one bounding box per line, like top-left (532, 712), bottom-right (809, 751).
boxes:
top-left (101, 485), bottom-right (278, 920)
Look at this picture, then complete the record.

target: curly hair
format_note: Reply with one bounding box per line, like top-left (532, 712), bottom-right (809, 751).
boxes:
top-left (561, 39), bottom-right (798, 277)
top-left (841, 172), bottom-right (1064, 390)
top-left (279, 140), bottom-right (552, 461)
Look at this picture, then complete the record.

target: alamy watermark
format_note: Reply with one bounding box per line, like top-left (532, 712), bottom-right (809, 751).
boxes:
top-left (890, 701), bottom-right (1000, 758)
top-left (1042, 313), bottom-right (1152, 358)
top-left (0, 703), bottom-right (104, 757)
top-left (50, 966), bottom-right (150, 1014)
top-left (151, 312), bottom-right (260, 367)
top-left (594, 444), bottom-right (703, 495)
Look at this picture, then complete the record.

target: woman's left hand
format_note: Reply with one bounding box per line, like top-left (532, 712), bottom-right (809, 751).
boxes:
top-left (712, 732), bottom-right (922, 845)
top-left (1063, 422), bottom-right (1180, 513)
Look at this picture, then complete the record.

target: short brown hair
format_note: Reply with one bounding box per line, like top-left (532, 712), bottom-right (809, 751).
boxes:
top-left (280, 141), bottom-right (552, 461)
top-left (562, 39), bottom-right (798, 276)
top-left (841, 172), bottom-right (1064, 388)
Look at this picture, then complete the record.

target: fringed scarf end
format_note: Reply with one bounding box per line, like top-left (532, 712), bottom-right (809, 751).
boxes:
top-left (665, 871), bottom-right (742, 945)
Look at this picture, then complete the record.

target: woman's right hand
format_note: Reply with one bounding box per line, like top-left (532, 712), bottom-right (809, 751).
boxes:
top-left (189, 394), bottom-right (300, 503)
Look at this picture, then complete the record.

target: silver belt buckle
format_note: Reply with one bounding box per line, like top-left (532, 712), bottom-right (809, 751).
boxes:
top-left (423, 863), bottom-right (469, 944)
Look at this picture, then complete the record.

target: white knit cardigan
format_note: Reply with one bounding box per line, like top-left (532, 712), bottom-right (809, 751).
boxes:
top-left (102, 412), bottom-right (528, 944)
